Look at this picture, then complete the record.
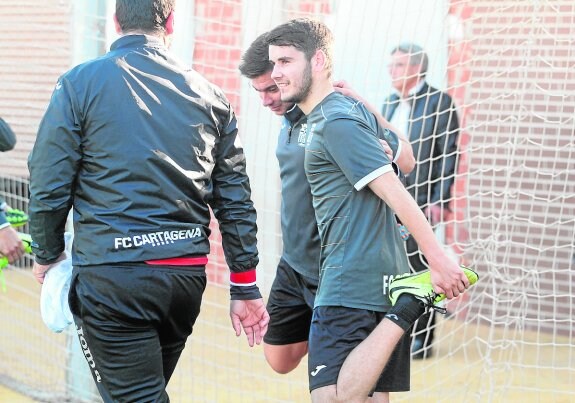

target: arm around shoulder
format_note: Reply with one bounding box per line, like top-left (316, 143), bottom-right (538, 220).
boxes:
top-left (332, 81), bottom-right (415, 173)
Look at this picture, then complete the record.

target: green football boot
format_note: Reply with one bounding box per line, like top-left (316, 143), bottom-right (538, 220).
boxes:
top-left (389, 266), bottom-right (479, 310)
top-left (5, 208), bottom-right (29, 227)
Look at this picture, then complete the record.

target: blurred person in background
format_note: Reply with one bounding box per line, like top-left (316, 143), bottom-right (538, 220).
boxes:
top-left (382, 43), bottom-right (460, 359)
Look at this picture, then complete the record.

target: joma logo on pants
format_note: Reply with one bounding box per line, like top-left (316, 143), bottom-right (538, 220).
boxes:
top-left (77, 325), bottom-right (102, 383)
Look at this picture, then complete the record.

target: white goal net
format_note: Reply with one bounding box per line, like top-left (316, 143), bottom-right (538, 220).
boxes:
top-left (0, 0), bottom-right (573, 402)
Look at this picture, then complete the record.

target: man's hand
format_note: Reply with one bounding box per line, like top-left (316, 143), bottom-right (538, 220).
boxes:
top-left (380, 139), bottom-right (393, 161)
top-left (428, 256), bottom-right (469, 300)
top-left (333, 80), bottom-right (363, 102)
top-left (32, 252), bottom-right (67, 284)
top-left (0, 226), bottom-right (25, 264)
top-left (230, 298), bottom-right (270, 347)
top-left (334, 79), bottom-right (416, 173)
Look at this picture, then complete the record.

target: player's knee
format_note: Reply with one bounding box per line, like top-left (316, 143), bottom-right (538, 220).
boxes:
top-left (263, 343), bottom-right (306, 374)
top-left (269, 360), bottom-right (298, 374)
top-left (264, 352), bottom-right (300, 374)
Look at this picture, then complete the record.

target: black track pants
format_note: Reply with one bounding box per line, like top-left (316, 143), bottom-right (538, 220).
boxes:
top-left (69, 263), bottom-right (206, 403)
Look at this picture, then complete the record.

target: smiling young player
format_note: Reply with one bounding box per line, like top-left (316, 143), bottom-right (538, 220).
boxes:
top-left (268, 18), bottom-right (477, 403)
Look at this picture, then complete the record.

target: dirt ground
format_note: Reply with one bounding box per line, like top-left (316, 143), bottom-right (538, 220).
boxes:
top-left (0, 267), bottom-right (573, 403)
top-left (0, 385), bottom-right (35, 403)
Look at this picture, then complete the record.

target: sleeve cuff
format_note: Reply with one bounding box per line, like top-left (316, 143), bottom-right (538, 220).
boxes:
top-left (230, 269), bottom-right (257, 286)
top-left (354, 165), bottom-right (394, 191)
top-left (229, 284), bottom-right (262, 300)
top-left (393, 141), bottom-right (402, 163)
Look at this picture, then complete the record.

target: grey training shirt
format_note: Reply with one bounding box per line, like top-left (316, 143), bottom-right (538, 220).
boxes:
top-left (304, 92), bottom-right (410, 312)
top-left (276, 106), bottom-right (320, 281)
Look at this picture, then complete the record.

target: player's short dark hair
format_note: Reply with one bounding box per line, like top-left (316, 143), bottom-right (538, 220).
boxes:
top-left (115, 0), bottom-right (175, 35)
top-left (391, 43), bottom-right (429, 76)
top-left (239, 32), bottom-right (273, 79)
top-left (268, 18), bottom-right (334, 76)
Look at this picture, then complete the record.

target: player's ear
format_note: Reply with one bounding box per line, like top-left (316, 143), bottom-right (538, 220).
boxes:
top-left (165, 11), bottom-right (175, 35)
top-left (113, 14), bottom-right (122, 34)
top-left (312, 49), bottom-right (327, 72)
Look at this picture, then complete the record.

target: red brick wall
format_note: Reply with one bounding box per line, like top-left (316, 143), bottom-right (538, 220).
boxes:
top-left (192, 0), bottom-right (243, 112)
top-left (192, 0), bottom-right (244, 284)
top-left (446, 2), bottom-right (474, 260)
top-left (451, 1), bottom-right (575, 334)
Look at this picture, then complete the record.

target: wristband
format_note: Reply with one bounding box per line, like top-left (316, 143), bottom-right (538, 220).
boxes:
top-left (230, 269), bottom-right (256, 286)
top-left (0, 222), bottom-right (10, 230)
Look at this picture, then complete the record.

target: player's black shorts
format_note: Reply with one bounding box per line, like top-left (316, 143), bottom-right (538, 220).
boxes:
top-left (308, 306), bottom-right (410, 393)
top-left (263, 258), bottom-right (318, 345)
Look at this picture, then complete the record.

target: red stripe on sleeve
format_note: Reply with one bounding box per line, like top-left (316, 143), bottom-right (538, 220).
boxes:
top-left (230, 269), bottom-right (257, 285)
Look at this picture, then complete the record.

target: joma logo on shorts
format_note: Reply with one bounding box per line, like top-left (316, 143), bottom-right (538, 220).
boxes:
top-left (77, 325), bottom-right (101, 383)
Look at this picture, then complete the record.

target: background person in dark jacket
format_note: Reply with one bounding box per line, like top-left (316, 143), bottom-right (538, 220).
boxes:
top-left (382, 43), bottom-right (460, 360)
top-left (28, 1), bottom-right (269, 402)
top-left (0, 117), bottom-right (25, 264)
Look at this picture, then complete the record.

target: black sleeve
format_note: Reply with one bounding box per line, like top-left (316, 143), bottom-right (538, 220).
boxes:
top-left (28, 78), bottom-right (81, 264)
top-left (230, 284), bottom-right (262, 300)
top-left (209, 101), bottom-right (259, 273)
top-left (0, 118), bottom-right (16, 152)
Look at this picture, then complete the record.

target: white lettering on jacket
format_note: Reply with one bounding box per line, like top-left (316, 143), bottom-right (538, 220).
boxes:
top-left (113, 228), bottom-right (202, 250)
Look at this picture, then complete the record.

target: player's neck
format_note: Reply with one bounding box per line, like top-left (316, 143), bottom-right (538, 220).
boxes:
top-left (299, 80), bottom-right (334, 115)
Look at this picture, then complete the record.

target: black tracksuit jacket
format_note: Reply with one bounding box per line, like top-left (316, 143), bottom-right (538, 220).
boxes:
top-left (381, 82), bottom-right (459, 210)
top-left (28, 35), bottom-right (258, 274)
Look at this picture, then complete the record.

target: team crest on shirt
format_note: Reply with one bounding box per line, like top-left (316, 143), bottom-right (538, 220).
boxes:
top-left (299, 123), bottom-right (317, 147)
top-left (297, 123), bottom-right (308, 147)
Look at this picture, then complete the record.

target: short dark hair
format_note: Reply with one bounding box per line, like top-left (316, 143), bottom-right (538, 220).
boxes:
top-left (239, 31), bottom-right (273, 79)
top-left (267, 18), bottom-right (334, 75)
top-left (391, 42), bottom-right (429, 76)
top-left (115, 0), bottom-right (175, 35)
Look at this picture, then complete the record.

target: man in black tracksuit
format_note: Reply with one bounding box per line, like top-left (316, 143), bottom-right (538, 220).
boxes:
top-left (28, 1), bottom-right (269, 402)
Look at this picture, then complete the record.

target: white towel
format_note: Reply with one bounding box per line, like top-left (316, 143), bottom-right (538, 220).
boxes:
top-left (40, 233), bottom-right (73, 333)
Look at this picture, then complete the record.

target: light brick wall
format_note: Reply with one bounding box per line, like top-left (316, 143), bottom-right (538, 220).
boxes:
top-left (0, 1), bottom-right (72, 177)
